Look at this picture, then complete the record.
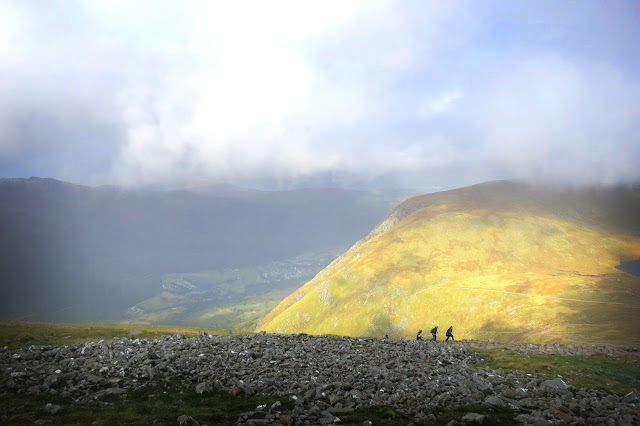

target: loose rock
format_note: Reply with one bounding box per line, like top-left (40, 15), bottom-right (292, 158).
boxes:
top-left (0, 334), bottom-right (636, 425)
top-left (44, 403), bottom-right (63, 415)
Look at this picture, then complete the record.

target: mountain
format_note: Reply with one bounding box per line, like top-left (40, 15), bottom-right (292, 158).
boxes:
top-left (258, 181), bottom-right (640, 345)
top-left (0, 177), bottom-right (408, 322)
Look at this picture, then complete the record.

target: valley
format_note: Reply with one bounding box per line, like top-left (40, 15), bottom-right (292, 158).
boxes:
top-left (0, 177), bottom-right (404, 324)
top-left (123, 250), bottom-right (343, 330)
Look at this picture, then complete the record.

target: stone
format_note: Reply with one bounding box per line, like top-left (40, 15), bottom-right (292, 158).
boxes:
top-left (514, 414), bottom-right (552, 426)
top-left (461, 412), bottom-right (485, 424)
top-left (106, 387), bottom-right (126, 395)
top-left (0, 333), bottom-right (637, 425)
top-left (44, 403), bottom-right (63, 415)
top-left (27, 385), bottom-right (41, 395)
top-left (195, 382), bottom-right (212, 395)
top-left (279, 414), bottom-right (293, 426)
top-left (622, 390), bottom-right (639, 403)
top-left (228, 386), bottom-right (243, 396)
top-left (482, 395), bottom-right (506, 408)
top-left (177, 414), bottom-right (200, 426)
top-left (540, 378), bottom-right (569, 392)
top-left (42, 375), bottom-right (62, 390)
top-left (270, 401), bottom-right (282, 412)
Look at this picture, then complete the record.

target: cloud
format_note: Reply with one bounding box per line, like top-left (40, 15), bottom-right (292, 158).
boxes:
top-left (470, 54), bottom-right (640, 185)
top-left (418, 90), bottom-right (464, 115)
top-left (1, 0), bottom-right (639, 189)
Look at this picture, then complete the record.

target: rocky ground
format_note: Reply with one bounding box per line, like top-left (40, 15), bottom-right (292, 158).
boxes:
top-left (1, 333), bottom-right (639, 425)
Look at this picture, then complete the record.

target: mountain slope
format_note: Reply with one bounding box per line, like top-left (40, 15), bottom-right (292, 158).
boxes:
top-left (258, 181), bottom-right (640, 345)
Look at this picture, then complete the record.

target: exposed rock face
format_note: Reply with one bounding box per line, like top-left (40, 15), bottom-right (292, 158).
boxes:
top-left (1, 334), bottom-right (638, 425)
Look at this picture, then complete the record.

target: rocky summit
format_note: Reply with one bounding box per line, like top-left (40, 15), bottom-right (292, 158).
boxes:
top-left (1, 333), bottom-right (639, 425)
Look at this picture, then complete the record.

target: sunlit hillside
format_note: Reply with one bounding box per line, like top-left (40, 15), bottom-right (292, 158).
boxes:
top-left (258, 181), bottom-right (640, 345)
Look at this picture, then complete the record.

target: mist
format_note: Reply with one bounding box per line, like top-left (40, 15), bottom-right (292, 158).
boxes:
top-left (0, 0), bottom-right (638, 189)
top-left (0, 177), bottom-right (405, 321)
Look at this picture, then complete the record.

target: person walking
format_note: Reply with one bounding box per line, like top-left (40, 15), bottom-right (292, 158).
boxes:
top-left (430, 325), bottom-right (438, 341)
top-left (446, 326), bottom-right (454, 341)
top-left (416, 330), bottom-right (423, 341)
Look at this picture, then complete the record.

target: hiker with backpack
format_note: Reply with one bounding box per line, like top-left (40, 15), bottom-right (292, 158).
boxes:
top-left (446, 326), bottom-right (454, 341)
top-left (430, 325), bottom-right (438, 341)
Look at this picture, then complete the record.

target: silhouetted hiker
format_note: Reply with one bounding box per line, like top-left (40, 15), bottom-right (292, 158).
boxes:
top-left (385, 334), bottom-right (389, 340)
top-left (416, 330), bottom-right (423, 341)
top-left (430, 325), bottom-right (438, 341)
top-left (446, 326), bottom-right (454, 341)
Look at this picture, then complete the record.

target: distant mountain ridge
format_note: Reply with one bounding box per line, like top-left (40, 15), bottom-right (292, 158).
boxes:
top-left (258, 181), bottom-right (640, 345)
top-left (0, 177), bottom-right (404, 322)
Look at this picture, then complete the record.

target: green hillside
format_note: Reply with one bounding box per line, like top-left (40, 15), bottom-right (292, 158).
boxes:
top-left (258, 181), bottom-right (640, 345)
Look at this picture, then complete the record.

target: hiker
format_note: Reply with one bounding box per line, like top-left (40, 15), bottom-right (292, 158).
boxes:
top-left (430, 325), bottom-right (438, 341)
top-left (446, 326), bottom-right (454, 341)
top-left (416, 330), bottom-right (423, 341)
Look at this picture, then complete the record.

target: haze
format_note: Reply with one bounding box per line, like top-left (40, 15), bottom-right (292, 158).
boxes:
top-left (1, 0), bottom-right (638, 190)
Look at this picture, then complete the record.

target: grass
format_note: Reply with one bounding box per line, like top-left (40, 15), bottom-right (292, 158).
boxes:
top-left (0, 386), bottom-right (516, 426)
top-left (0, 381), bottom-right (293, 425)
top-left (337, 405), bottom-right (415, 425)
top-left (472, 347), bottom-right (640, 395)
top-left (0, 321), bottom-right (237, 349)
top-left (338, 405), bottom-right (517, 425)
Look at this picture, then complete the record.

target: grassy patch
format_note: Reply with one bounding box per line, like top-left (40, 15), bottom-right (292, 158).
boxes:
top-left (0, 381), bottom-right (293, 425)
top-left (337, 405), bottom-right (415, 425)
top-left (0, 321), bottom-right (235, 349)
top-left (337, 405), bottom-right (516, 425)
top-left (472, 347), bottom-right (640, 395)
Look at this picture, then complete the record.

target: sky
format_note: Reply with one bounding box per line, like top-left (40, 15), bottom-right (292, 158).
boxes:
top-left (1, 0), bottom-right (639, 190)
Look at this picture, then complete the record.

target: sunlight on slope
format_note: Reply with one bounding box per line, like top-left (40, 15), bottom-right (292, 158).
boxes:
top-left (258, 183), bottom-right (640, 345)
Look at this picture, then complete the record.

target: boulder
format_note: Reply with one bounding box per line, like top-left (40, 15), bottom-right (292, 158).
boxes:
top-left (177, 414), bottom-right (200, 426)
top-left (461, 412), bottom-right (486, 424)
top-left (44, 403), bottom-right (63, 415)
top-left (195, 382), bottom-right (212, 395)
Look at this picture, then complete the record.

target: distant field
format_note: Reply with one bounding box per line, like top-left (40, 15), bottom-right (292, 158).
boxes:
top-left (123, 250), bottom-right (343, 330)
top-left (0, 321), bottom-right (237, 349)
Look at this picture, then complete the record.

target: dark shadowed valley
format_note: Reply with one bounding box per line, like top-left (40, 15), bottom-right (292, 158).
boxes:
top-left (0, 177), bottom-right (409, 325)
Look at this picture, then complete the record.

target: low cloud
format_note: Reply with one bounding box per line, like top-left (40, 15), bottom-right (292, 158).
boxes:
top-left (1, 1), bottom-right (638, 189)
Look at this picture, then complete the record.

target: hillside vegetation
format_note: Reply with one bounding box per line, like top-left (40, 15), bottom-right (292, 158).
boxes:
top-left (0, 320), bottom-right (233, 348)
top-left (258, 181), bottom-right (640, 345)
